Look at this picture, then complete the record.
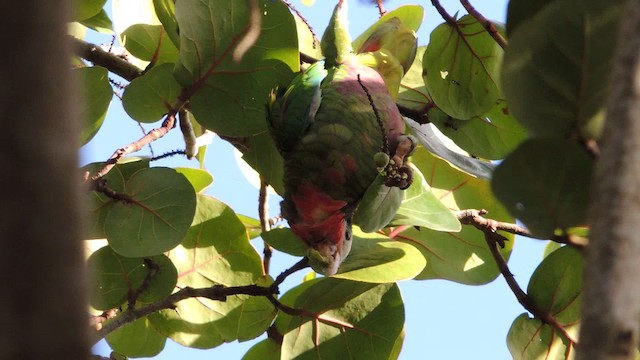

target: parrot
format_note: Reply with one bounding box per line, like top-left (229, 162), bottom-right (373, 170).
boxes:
top-left (267, 0), bottom-right (417, 275)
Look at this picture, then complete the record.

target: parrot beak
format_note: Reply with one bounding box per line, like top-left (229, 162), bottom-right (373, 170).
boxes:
top-left (306, 220), bottom-right (353, 276)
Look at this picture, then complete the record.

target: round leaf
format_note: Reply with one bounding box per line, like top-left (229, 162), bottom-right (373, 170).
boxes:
top-left (175, 167), bottom-right (214, 193)
top-left (333, 228), bottom-right (426, 283)
top-left (74, 0), bottom-right (106, 21)
top-left (399, 147), bottom-right (514, 284)
top-left (429, 100), bottom-right (528, 160)
top-left (106, 317), bottom-right (166, 358)
top-left (150, 195), bottom-right (274, 348)
top-left (242, 339), bottom-right (280, 360)
top-left (75, 66), bottom-right (112, 145)
top-left (173, 0), bottom-right (298, 136)
top-left (352, 5), bottom-right (424, 50)
top-left (122, 63), bottom-right (181, 123)
top-left (262, 227), bottom-right (307, 257)
top-left (353, 176), bottom-right (403, 233)
top-left (121, 24), bottom-right (178, 64)
top-left (105, 167), bottom-right (197, 257)
top-left (87, 246), bottom-right (178, 310)
top-left (153, 0), bottom-right (180, 48)
top-left (279, 279), bottom-right (404, 360)
top-left (397, 46), bottom-right (430, 111)
top-left (392, 164), bottom-right (461, 231)
top-left (424, 15), bottom-right (503, 119)
top-left (502, 0), bottom-right (622, 139)
top-left (491, 139), bottom-right (593, 238)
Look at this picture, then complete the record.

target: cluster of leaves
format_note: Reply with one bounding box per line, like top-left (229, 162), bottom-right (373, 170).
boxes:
top-left (74, 0), bottom-right (622, 359)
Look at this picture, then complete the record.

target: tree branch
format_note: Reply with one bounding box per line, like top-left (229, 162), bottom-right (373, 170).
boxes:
top-left (578, 0), bottom-right (640, 358)
top-left (457, 210), bottom-right (576, 344)
top-left (93, 258), bottom-right (309, 343)
top-left (459, 0), bottom-right (507, 50)
top-left (71, 37), bottom-right (143, 81)
top-left (374, 0), bottom-right (386, 17)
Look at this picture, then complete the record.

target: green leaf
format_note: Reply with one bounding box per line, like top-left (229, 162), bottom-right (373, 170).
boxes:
top-left (241, 132), bottom-right (285, 195)
top-left (405, 119), bottom-right (495, 180)
top-left (507, 247), bottom-right (582, 359)
top-left (334, 228), bottom-right (426, 283)
top-left (122, 24), bottom-right (179, 65)
top-left (153, 0), bottom-right (180, 48)
top-left (397, 46), bottom-right (430, 112)
top-left (429, 100), bottom-right (528, 160)
top-left (150, 195), bottom-right (274, 348)
top-left (424, 15), bottom-right (503, 119)
top-left (175, 167), bottom-right (213, 193)
top-left (491, 139), bottom-right (593, 238)
top-left (393, 164), bottom-right (461, 231)
top-left (237, 214), bottom-right (262, 239)
top-left (115, 156), bottom-right (151, 180)
top-left (75, 66), bottom-right (112, 145)
top-left (74, 0), bottom-right (106, 21)
top-left (122, 63), bottom-right (181, 123)
top-left (278, 279), bottom-right (404, 360)
top-left (105, 167), bottom-right (197, 257)
top-left (294, 12), bottom-right (322, 60)
top-left (173, 0), bottom-right (298, 136)
top-left (502, 0), bottom-right (622, 139)
top-left (106, 316), bottom-right (166, 358)
top-left (352, 5), bottom-right (424, 50)
top-left (242, 338), bottom-right (281, 360)
top-left (82, 162), bottom-right (126, 239)
top-left (79, 9), bottom-right (114, 34)
top-left (399, 147), bottom-right (514, 284)
top-left (353, 176), bottom-right (403, 233)
top-left (262, 227), bottom-right (307, 257)
top-left (87, 246), bottom-right (177, 310)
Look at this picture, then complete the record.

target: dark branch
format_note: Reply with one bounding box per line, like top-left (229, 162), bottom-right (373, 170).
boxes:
top-left (71, 37), bottom-right (143, 81)
top-left (460, 0), bottom-right (507, 50)
top-left (430, 0), bottom-right (458, 27)
top-left (457, 209), bottom-right (578, 345)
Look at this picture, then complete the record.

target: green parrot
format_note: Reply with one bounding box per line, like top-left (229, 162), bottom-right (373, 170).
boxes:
top-left (267, 0), bottom-right (416, 275)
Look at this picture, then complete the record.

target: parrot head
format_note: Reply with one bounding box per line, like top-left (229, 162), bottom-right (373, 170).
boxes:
top-left (285, 184), bottom-right (354, 276)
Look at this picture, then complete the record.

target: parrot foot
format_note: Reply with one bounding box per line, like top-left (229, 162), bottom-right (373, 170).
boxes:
top-left (383, 135), bottom-right (417, 190)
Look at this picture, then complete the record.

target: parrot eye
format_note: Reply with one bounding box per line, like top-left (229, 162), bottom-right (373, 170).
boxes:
top-left (345, 229), bottom-right (352, 241)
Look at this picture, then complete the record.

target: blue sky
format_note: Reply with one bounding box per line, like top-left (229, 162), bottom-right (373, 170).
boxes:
top-left (86, 1), bottom-right (547, 359)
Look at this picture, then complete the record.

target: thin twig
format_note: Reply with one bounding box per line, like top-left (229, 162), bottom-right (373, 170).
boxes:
top-left (460, 0), bottom-right (507, 49)
top-left (430, 0), bottom-right (458, 27)
top-left (457, 209), bottom-right (578, 345)
top-left (128, 258), bottom-right (159, 308)
top-left (455, 209), bottom-right (586, 248)
top-left (91, 113), bottom-right (177, 180)
top-left (259, 177), bottom-right (274, 274)
top-left (374, 0), bottom-right (386, 17)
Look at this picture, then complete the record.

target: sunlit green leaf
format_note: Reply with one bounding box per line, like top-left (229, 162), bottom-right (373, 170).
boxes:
top-left (153, 0), bottom-right (180, 48)
top-left (491, 139), bottom-right (593, 238)
top-left (334, 228), bottom-right (426, 283)
top-left (175, 167), bottom-right (213, 193)
top-left (352, 5), bottom-right (424, 50)
top-left (150, 195), bottom-right (274, 348)
top-left (242, 338), bottom-right (281, 360)
top-left (173, 0), bottom-right (298, 136)
top-left (502, 0), bottom-right (622, 139)
top-left (278, 279), bottom-right (404, 360)
top-left (105, 167), bottom-right (196, 257)
top-left (122, 63), bottom-right (181, 123)
top-left (262, 227), bottom-right (307, 257)
top-left (429, 100), bottom-right (528, 160)
top-left (122, 24), bottom-right (178, 64)
top-left (393, 164), bottom-right (461, 231)
top-left (398, 46), bottom-right (429, 112)
top-left (76, 66), bottom-right (112, 145)
top-left (507, 247), bottom-right (582, 359)
top-left (424, 15), bottom-right (503, 119)
top-left (397, 147), bottom-right (513, 284)
top-left (74, 0), bottom-right (106, 21)
top-left (79, 9), bottom-right (114, 34)
top-left (237, 214), bottom-right (262, 240)
top-left (106, 316), bottom-right (166, 358)
top-left (294, 12), bottom-right (322, 60)
top-left (242, 132), bottom-right (285, 195)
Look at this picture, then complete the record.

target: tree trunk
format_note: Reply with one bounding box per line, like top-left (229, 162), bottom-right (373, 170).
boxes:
top-left (0, 1), bottom-right (88, 358)
top-left (578, 1), bottom-right (640, 359)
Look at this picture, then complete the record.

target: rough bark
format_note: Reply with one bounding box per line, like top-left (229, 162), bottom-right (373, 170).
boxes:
top-left (578, 1), bottom-right (640, 358)
top-left (0, 1), bottom-right (88, 359)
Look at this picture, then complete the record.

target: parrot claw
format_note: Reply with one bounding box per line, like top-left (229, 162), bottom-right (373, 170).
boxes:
top-left (382, 135), bottom-right (416, 189)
